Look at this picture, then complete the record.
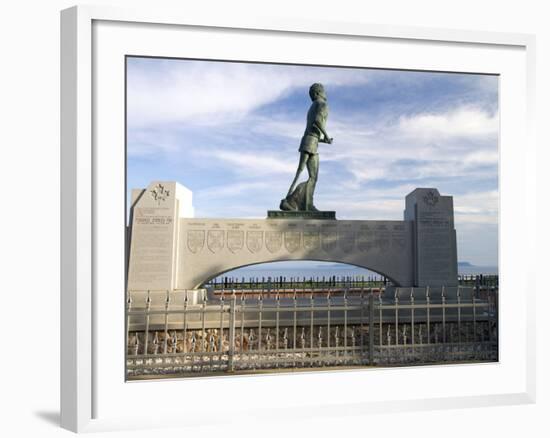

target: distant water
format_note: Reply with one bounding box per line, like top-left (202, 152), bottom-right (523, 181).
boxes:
top-left (213, 261), bottom-right (498, 281)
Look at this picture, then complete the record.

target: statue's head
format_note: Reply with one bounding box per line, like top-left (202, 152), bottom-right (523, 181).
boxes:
top-left (309, 83), bottom-right (326, 101)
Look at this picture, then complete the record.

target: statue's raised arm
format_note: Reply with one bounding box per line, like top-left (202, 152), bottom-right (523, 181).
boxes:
top-left (313, 100), bottom-right (332, 144)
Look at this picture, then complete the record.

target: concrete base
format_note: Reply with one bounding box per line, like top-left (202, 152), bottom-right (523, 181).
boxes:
top-left (267, 210), bottom-right (336, 219)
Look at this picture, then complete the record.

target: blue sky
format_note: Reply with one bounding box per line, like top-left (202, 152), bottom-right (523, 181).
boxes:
top-left (126, 57), bottom-right (499, 266)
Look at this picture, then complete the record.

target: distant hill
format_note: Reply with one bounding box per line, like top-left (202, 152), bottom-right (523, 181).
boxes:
top-left (458, 262), bottom-right (498, 275)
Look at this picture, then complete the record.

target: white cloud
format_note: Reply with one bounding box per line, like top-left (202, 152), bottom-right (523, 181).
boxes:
top-left (398, 107), bottom-right (498, 141)
top-left (127, 130), bottom-right (180, 157)
top-left (311, 105), bottom-right (499, 187)
top-left (197, 181), bottom-right (272, 200)
top-left (206, 149), bottom-right (297, 176)
top-left (127, 61), bottom-right (370, 129)
top-left (249, 117), bottom-right (304, 139)
top-left (316, 185), bottom-right (416, 220)
top-left (462, 149), bottom-right (499, 165)
top-left (453, 190), bottom-right (498, 225)
top-left (319, 198), bottom-right (405, 220)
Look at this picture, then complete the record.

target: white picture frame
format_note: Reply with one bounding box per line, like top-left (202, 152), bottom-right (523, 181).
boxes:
top-left (60, 5), bottom-right (536, 433)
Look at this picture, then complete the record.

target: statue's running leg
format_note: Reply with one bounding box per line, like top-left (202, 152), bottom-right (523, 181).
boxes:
top-left (287, 152), bottom-right (309, 197)
top-left (305, 153), bottom-right (319, 210)
top-left (306, 154), bottom-right (319, 211)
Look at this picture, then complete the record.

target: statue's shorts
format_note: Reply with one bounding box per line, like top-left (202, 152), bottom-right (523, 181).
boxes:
top-left (299, 134), bottom-right (319, 154)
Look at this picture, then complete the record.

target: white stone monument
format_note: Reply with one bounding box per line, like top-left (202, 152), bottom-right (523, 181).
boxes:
top-left (127, 182), bottom-right (458, 292)
top-left (127, 181), bottom-right (193, 291)
top-left (404, 188), bottom-right (458, 287)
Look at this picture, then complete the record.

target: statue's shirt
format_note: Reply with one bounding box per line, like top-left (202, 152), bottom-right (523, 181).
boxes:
top-left (299, 100), bottom-right (329, 154)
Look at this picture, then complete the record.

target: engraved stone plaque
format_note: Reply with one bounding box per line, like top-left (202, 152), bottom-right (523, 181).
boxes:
top-left (187, 230), bottom-right (205, 254)
top-left (246, 231), bottom-right (263, 253)
top-left (128, 210), bottom-right (175, 287)
top-left (265, 231), bottom-right (283, 253)
top-left (405, 188), bottom-right (458, 286)
top-left (127, 181), bottom-right (194, 291)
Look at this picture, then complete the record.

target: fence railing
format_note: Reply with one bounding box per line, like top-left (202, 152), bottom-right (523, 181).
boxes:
top-left (126, 286), bottom-right (498, 378)
top-left (206, 274), bottom-right (499, 292)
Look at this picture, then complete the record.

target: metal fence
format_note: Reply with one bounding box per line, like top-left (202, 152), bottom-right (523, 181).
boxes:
top-left (208, 274), bottom-right (499, 292)
top-left (126, 286), bottom-right (498, 378)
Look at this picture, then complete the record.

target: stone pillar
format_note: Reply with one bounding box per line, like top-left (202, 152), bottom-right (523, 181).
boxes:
top-left (404, 188), bottom-right (458, 287)
top-left (127, 181), bottom-right (194, 291)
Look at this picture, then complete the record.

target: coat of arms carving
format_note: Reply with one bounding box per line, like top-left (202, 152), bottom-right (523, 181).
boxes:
top-left (356, 231), bottom-right (373, 252)
top-left (246, 231), bottom-right (263, 253)
top-left (284, 231), bottom-right (301, 253)
top-left (207, 230), bottom-right (225, 253)
top-left (187, 230), bottom-right (205, 254)
top-left (303, 231), bottom-right (320, 251)
top-left (265, 231), bottom-right (282, 253)
top-left (227, 230), bottom-right (244, 253)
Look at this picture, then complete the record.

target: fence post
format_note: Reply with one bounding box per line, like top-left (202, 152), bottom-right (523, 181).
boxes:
top-left (494, 288), bottom-right (499, 360)
top-left (144, 291), bottom-right (151, 355)
top-left (369, 291), bottom-right (375, 365)
top-left (126, 292), bottom-right (132, 356)
top-left (163, 290), bottom-right (170, 355)
top-left (228, 294), bottom-right (236, 372)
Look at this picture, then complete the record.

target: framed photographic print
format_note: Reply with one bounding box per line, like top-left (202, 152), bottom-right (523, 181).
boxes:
top-left (61, 5), bottom-right (536, 433)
